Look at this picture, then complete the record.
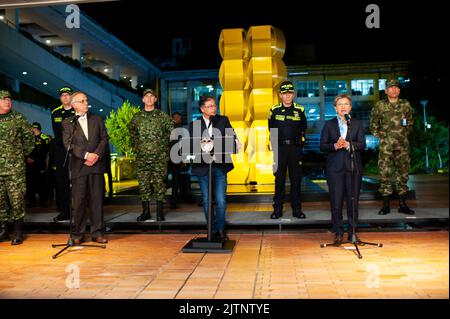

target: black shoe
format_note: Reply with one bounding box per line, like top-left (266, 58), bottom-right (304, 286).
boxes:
top-left (334, 233), bottom-right (343, 245)
top-left (137, 201), bottom-right (152, 221)
top-left (91, 236), bottom-right (108, 244)
top-left (0, 223), bottom-right (9, 242)
top-left (398, 194), bottom-right (415, 215)
top-left (348, 233), bottom-right (360, 244)
top-left (156, 201), bottom-right (165, 221)
top-left (53, 211), bottom-right (69, 222)
top-left (270, 206), bottom-right (283, 219)
top-left (72, 236), bottom-right (85, 245)
top-left (292, 208), bottom-right (306, 219)
top-left (378, 195), bottom-right (391, 215)
top-left (216, 229), bottom-right (228, 241)
top-left (11, 220), bottom-right (23, 245)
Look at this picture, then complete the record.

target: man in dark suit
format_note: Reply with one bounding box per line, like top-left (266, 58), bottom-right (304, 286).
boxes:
top-left (187, 96), bottom-right (241, 241)
top-left (62, 92), bottom-right (109, 245)
top-left (319, 94), bottom-right (366, 244)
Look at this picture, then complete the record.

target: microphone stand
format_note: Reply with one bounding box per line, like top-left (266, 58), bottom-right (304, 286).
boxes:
top-left (181, 136), bottom-right (236, 253)
top-left (52, 117), bottom-right (106, 259)
top-left (320, 116), bottom-right (382, 259)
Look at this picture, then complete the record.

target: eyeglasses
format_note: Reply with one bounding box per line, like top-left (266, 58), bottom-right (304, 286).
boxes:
top-left (202, 104), bottom-right (217, 109)
top-left (336, 102), bottom-right (351, 106)
top-left (73, 99), bottom-right (89, 104)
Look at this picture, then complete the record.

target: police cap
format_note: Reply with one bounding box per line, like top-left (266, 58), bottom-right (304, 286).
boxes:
top-left (279, 81), bottom-right (295, 93)
top-left (59, 87), bottom-right (73, 96)
top-left (32, 122), bottom-right (41, 130)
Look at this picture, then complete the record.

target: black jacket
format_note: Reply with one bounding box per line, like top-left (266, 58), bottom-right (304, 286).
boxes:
top-left (62, 114), bottom-right (109, 178)
top-left (187, 115), bottom-right (237, 177)
top-left (319, 117), bottom-right (365, 173)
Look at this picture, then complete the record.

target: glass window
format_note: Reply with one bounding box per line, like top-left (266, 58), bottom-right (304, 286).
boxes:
top-left (378, 79), bottom-right (387, 91)
top-left (303, 103), bottom-right (320, 121)
top-left (323, 80), bottom-right (347, 97)
top-left (324, 101), bottom-right (336, 120)
top-left (296, 81), bottom-right (320, 98)
top-left (168, 82), bottom-right (188, 124)
top-left (351, 79), bottom-right (375, 96)
top-left (366, 135), bottom-right (379, 149)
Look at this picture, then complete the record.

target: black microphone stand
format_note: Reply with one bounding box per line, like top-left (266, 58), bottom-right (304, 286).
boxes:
top-left (181, 136), bottom-right (236, 253)
top-left (52, 117), bottom-right (106, 259)
top-left (320, 116), bottom-right (382, 259)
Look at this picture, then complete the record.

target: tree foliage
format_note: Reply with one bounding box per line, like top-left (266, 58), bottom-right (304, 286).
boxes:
top-left (105, 100), bottom-right (140, 156)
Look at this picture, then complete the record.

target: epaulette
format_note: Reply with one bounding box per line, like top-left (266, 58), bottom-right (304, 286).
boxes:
top-left (293, 103), bottom-right (305, 112)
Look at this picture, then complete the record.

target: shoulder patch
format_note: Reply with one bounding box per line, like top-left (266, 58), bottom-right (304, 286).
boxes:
top-left (52, 105), bottom-right (63, 114)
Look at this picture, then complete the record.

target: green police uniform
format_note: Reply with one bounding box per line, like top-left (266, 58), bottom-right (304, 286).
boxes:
top-left (129, 108), bottom-right (173, 203)
top-left (0, 94), bottom-right (35, 224)
top-left (370, 90), bottom-right (414, 196)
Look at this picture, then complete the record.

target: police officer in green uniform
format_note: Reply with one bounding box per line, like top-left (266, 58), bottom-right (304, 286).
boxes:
top-left (51, 87), bottom-right (75, 221)
top-left (26, 122), bottom-right (50, 207)
top-left (370, 79), bottom-right (415, 215)
top-left (129, 88), bottom-right (174, 221)
top-left (268, 81), bottom-right (308, 219)
top-left (0, 90), bottom-right (35, 245)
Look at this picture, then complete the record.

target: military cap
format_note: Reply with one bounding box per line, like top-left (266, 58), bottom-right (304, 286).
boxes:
top-left (142, 88), bottom-right (157, 97)
top-left (386, 79), bottom-right (400, 88)
top-left (32, 122), bottom-right (41, 130)
top-left (59, 87), bottom-right (73, 95)
top-left (279, 81), bottom-right (295, 93)
top-left (0, 90), bottom-right (12, 99)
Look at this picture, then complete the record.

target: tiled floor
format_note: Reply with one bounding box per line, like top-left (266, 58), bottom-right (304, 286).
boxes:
top-left (0, 231), bottom-right (448, 299)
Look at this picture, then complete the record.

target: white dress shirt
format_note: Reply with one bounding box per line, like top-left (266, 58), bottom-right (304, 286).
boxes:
top-left (77, 113), bottom-right (88, 140)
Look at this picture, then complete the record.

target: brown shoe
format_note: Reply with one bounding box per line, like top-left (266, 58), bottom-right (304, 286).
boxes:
top-left (73, 236), bottom-right (85, 245)
top-left (92, 236), bottom-right (108, 244)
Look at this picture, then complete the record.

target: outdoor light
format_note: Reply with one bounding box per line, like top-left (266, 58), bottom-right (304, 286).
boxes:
top-left (0, 15), bottom-right (4, 20)
top-left (22, 71), bottom-right (27, 75)
top-left (99, 109), bottom-right (103, 112)
top-left (45, 40), bottom-right (51, 44)
top-left (88, 105), bottom-right (92, 108)
top-left (309, 108), bottom-right (316, 113)
top-left (104, 68), bottom-right (109, 73)
top-left (43, 82), bottom-right (48, 86)
top-left (427, 124), bottom-right (431, 129)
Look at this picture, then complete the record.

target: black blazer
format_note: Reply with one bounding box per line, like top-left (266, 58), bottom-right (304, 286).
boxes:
top-left (319, 117), bottom-right (365, 173)
top-left (188, 115), bottom-right (237, 177)
top-left (62, 114), bottom-right (109, 179)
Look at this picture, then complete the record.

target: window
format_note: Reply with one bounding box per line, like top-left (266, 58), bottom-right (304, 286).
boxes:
top-left (296, 81), bottom-right (320, 98)
top-left (351, 79), bottom-right (375, 96)
top-left (323, 80), bottom-right (347, 97)
top-left (303, 103), bottom-right (320, 121)
top-left (378, 79), bottom-right (387, 91)
top-left (168, 82), bottom-right (188, 124)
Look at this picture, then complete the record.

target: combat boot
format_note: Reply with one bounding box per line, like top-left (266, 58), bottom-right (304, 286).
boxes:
top-left (11, 220), bottom-right (24, 245)
top-left (270, 205), bottom-right (283, 219)
top-left (0, 222), bottom-right (8, 242)
top-left (156, 201), bottom-right (165, 221)
top-left (378, 196), bottom-right (391, 215)
top-left (398, 194), bottom-right (415, 215)
top-left (137, 201), bottom-right (152, 221)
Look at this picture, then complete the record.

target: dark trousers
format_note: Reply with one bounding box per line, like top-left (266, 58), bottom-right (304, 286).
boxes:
top-left (54, 145), bottom-right (71, 215)
top-left (25, 167), bottom-right (47, 205)
top-left (327, 170), bottom-right (361, 235)
top-left (72, 173), bottom-right (104, 238)
top-left (273, 144), bottom-right (302, 209)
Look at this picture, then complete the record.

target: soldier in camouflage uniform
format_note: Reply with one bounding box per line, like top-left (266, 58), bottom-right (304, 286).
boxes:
top-left (0, 90), bottom-right (35, 245)
top-left (370, 79), bottom-right (415, 215)
top-left (129, 88), bottom-right (173, 221)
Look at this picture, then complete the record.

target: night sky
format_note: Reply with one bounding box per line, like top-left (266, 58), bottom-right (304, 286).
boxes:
top-left (80, 0), bottom-right (448, 122)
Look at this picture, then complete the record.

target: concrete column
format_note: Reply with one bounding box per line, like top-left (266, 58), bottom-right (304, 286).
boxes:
top-left (72, 42), bottom-right (83, 66)
top-left (112, 65), bottom-right (121, 81)
top-left (5, 9), bottom-right (20, 30)
top-left (131, 75), bottom-right (138, 89)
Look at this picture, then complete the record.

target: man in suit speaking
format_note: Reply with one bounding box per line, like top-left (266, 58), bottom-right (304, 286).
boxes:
top-left (62, 92), bottom-right (109, 245)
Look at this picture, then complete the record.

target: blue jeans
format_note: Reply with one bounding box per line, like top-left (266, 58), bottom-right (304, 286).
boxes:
top-left (197, 167), bottom-right (227, 231)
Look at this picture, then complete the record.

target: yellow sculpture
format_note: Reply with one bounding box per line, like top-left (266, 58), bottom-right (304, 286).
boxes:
top-left (218, 26), bottom-right (287, 185)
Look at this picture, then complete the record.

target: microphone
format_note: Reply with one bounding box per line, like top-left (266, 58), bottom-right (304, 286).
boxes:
top-left (70, 115), bottom-right (80, 123)
top-left (344, 113), bottom-right (351, 122)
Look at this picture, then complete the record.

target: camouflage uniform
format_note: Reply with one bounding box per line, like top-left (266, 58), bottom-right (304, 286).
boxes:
top-left (129, 108), bottom-right (173, 202)
top-left (370, 93), bottom-right (414, 196)
top-left (0, 93), bottom-right (35, 223)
